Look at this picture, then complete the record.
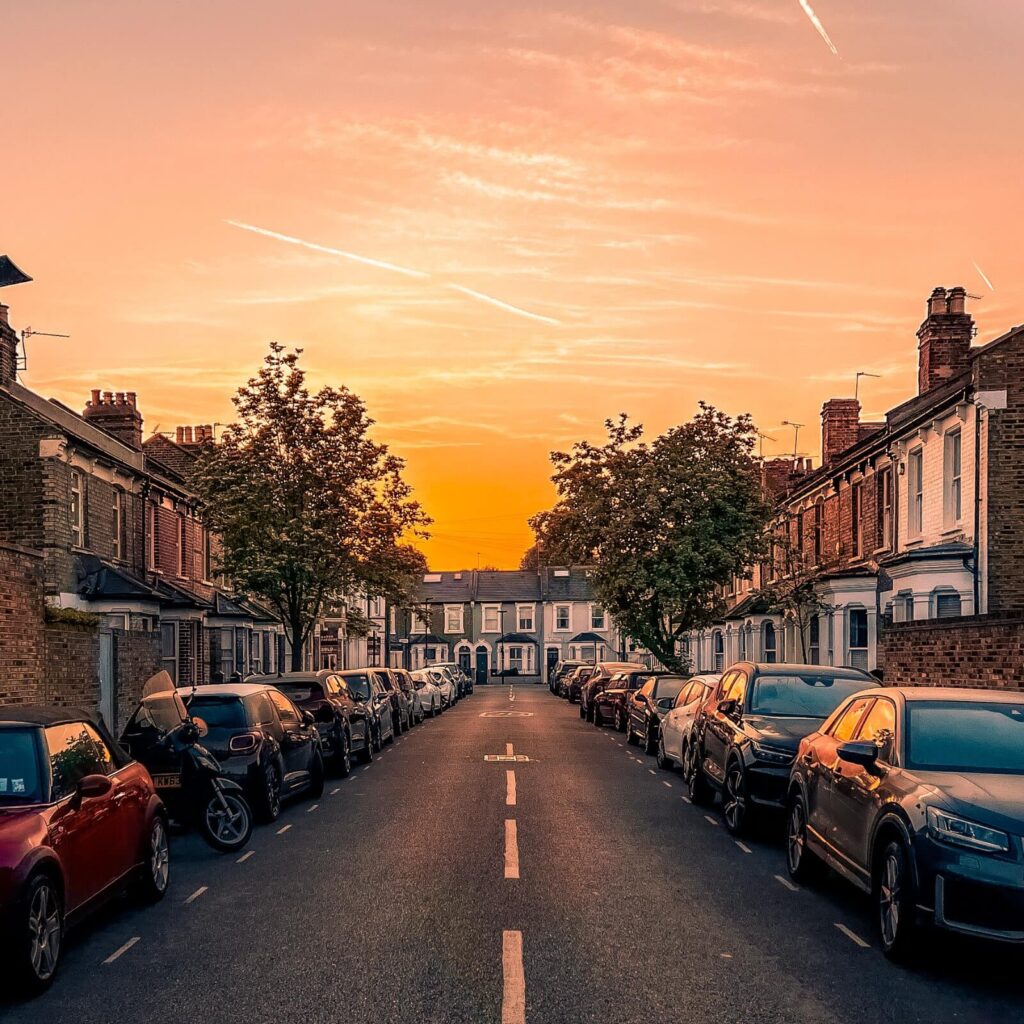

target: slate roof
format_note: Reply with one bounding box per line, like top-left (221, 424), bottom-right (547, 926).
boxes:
top-left (418, 567), bottom-right (596, 603)
top-left (568, 631), bottom-right (606, 643)
top-left (75, 554), bottom-right (161, 603)
top-left (0, 255), bottom-right (32, 288)
top-left (143, 433), bottom-right (199, 482)
top-left (497, 632), bottom-right (537, 644)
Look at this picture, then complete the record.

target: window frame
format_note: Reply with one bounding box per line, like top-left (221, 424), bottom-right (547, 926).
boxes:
top-left (847, 607), bottom-right (869, 670)
top-left (944, 428), bottom-right (963, 526)
top-left (554, 604), bottom-right (571, 631)
top-left (444, 604), bottom-right (464, 634)
top-left (482, 604), bottom-right (501, 633)
top-left (908, 447), bottom-right (924, 537)
top-left (590, 605), bottom-right (606, 631)
top-left (877, 467), bottom-right (893, 550)
top-left (516, 604), bottom-right (535, 632)
top-left (851, 481), bottom-right (863, 558)
top-left (111, 488), bottom-right (123, 560)
top-left (70, 469), bottom-right (84, 548)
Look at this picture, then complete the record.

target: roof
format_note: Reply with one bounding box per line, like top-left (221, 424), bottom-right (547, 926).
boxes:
top-left (212, 592), bottom-right (252, 618)
top-left (417, 567), bottom-right (596, 603)
top-left (880, 542), bottom-right (973, 569)
top-left (0, 704), bottom-right (97, 727)
top-left (477, 571), bottom-right (541, 601)
top-left (143, 433), bottom-right (199, 482)
top-left (0, 255), bottom-right (32, 288)
top-left (875, 686), bottom-right (1024, 703)
top-left (569, 631), bottom-right (607, 643)
top-left (151, 577), bottom-right (213, 611)
top-left (743, 662), bottom-right (875, 680)
top-left (75, 554), bottom-right (160, 602)
top-left (497, 632), bottom-right (536, 644)
top-left (409, 633), bottom-right (448, 645)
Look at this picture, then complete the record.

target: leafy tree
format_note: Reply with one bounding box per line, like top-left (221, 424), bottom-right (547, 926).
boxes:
top-left (192, 344), bottom-right (428, 669)
top-left (531, 405), bottom-right (771, 671)
top-left (519, 543), bottom-right (543, 570)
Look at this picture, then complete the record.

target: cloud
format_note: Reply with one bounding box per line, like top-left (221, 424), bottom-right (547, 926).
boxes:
top-left (797, 0), bottom-right (840, 58)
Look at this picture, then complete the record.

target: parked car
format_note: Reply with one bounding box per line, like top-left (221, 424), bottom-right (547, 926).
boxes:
top-left (625, 674), bottom-right (689, 752)
top-left (565, 665), bottom-right (596, 704)
top-left (786, 686), bottom-right (1024, 958)
top-left (416, 667), bottom-right (457, 707)
top-left (373, 668), bottom-right (412, 734)
top-left (686, 662), bottom-right (878, 835)
top-left (180, 683), bottom-right (325, 823)
top-left (410, 671), bottom-right (444, 716)
top-left (250, 670), bottom-right (373, 775)
top-left (336, 669), bottom-right (394, 754)
top-left (434, 662), bottom-right (473, 697)
top-left (0, 706), bottom-right (169, 992)
top-left (580, 662), bottom-right (640, 722)
top-left (656, 674), bottom-right (719, 771)
top-left (391, 668), bottom-right (425, 725)
top-left (593, 668), bottom-right (664, 728)
top-left (551, 659), bottom-right (588, 695)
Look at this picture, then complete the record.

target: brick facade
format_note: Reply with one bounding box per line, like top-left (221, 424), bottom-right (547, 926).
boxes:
top-left (0, 543), bottom-right (45, 706)
top-left (42, 623), bottom-right (100, 709)
top-left (113, 629), bottom-right (162, 728)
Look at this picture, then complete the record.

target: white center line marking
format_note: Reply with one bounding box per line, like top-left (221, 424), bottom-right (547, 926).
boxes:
top-left (681, 795), bottom-right (692, 804)
top-left (506, 770), bottom-right (517, 806)
top-left (276, 824), bottom-right (292, 835)
top-left (330, 787), bottom-right (340, 795)
top-left (662, 781), bottom-right (673, 788)
top-left (185, 885), bottom-right (207, 904)
top-left (835, 923), bottom-right (870, 948)
top-left (506, 742), bottom-right (514, 756)
top-left (648, 769), bottom-right (656, 776)
top-left (504, 819), bottom-right (520, 879)
top-left (502, 930), bottom-right (526, 1024)
top-left (775, 874), bottom-right (800, 892)
top-left (703, 815), bottom-right (719, 826)
top-left (236, 850), bottom-right (255, 864)
top-left (362, 765), bottom-right (371, 771)
top-left (735, 840), bottom-right (752, 854)
top-left (307, 803), bottom-right (319, 812)
top-left (103, 937), bottom-right (140, 964)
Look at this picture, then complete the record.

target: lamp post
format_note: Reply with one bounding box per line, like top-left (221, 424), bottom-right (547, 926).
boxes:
top-left (498, 607), bottom-right (507, 688)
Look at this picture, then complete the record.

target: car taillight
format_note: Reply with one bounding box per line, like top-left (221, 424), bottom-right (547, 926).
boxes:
top-left (229, 732), bottom-right (260, 754)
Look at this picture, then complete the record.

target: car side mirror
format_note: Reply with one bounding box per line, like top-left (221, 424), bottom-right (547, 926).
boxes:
top-left (717, 698), bottom-right (737, 716)
top-left (836, 740), bottom-right (878, 768)
top-left (301, 710), bottom-right (315, 726)
top-left (77, 774), bottom-right (113, 800)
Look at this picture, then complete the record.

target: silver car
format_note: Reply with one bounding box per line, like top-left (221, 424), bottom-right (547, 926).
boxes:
top-left (410, 670), bottom-right (446, 714)
top-left (657, 674), bottom-right (719, 772)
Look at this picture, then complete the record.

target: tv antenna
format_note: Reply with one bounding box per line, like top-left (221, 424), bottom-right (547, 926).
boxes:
top-left (781, 420), bottom-right (803, 458)
top-left (854, 371), bottom-right (881, 402)
top-left (756, 431), bottom-right (776, 459)
top-left (18, 327), bottom-right (70, 372)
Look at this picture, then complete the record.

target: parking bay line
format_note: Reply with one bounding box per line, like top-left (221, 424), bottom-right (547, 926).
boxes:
top-left (648, 769), bottom-right (657, 776)
top-left (276, 824), bottom-right (292, 835)
top-left (835, 923), bottom-right (870, 948)
top-left (774, 874), bottom-right (799, 892)
top-left (307, 803), bottom-right (319, 813)
top-left (506, 770), bottom-right (517, 807)
top-left (734, 840), bottom-right (752, 854)
top-left (103, 936), bottom-right (140, 965)
top-left (185, 885), bottom-right (208, 904)
top-left (502, 930), bottom-right (526, 1024)
top-left (236, 850), bottom-right (255, 864)
top-left (330, 788), bottom-right (340, 795)
top-left (662, 781), bottom-right (673, 789)
top-left (506, 742), bottom-right (514, 756)
top-left (505, 819), bottom-right (520, 879)
top-left (703, 815), bottom-right (719, 827)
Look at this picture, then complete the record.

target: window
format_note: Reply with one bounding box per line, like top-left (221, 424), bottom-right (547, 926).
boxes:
top-left (935, 592), bottom-right (962, 619)
top-left (591, 606), bottom-right (606, 630)
top-left (762, 622), bottom-right (777, 663)
top-left (45, 722), bottom-right (115, 801)
top-left (483, 605), bottom-right (500, 632)
top-left (146, 503), bottom-right (157, 570)
top-left (219, 628), bottom-right (234, 681)
top-left (831, 696), bottom-right (874, 741)
top-left (160, 622), bottom-right (178, 682)
top-left (877, 468), bottom-right (893, 549)
top-left (712, 630), bottom-right (724, 672)
top-left (848, 608), bottom-right (868, 670)
top-left (857, 698), bottom-right (897, 762)
top-left (896, 592), bottom-right (914, 623)
top-left (723, 670), bottom-right (748, 707)
top-left (508, 646), bottom-right (524, 672)
top-left (268, 689), bottom-right (300, 728)
top-left (235, 629), bottom-right (247, 676)
top-left (445, 605), bottom-right (464, 633)
top-left (813, 501), bottom-right (823, 564)
top-left (179, 516), bottom-right (188, 576)
top-left (555, 605), bottom-right (570, 631)
top-left (808, 616), bottom-right (820, 665)
top-left (851, 482), bottom-right (863, 558)
top-left (203, 528), bottom-right (212, 580)
top-left (908, 448), bottom-right (924, 537)
top-left (795, 513), bottom-right (804, 561)
top-left (517, 604), bottom-right (534, 631)
top-left (738, 626), bottom-right (747, 661)
top-left (111, 489), bottom-right (123, 560)
top-left (263, 633), bottom-right (271, 674)
top-left (70, 469), bottom-right (84, 547)
top-left (944, 429), bottom-right (963, 526)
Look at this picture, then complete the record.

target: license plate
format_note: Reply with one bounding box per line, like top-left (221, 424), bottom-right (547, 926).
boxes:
top-left (152, 773), bottom-right (182, 789)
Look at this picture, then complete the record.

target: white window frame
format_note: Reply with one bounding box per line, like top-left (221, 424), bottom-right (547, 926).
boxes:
top-left (516, 603), bottom-right (535, 632)
top-left (847, 607), bottom-right (869, 670)
top-left (179, 515), bottom-right (188, 577)
top-left (111, 488), bottom-right (123, 560)
top-left (444, 604), bottom-right (464, 634)
top-left (160, 621), bottom-right (178, 683)
top-left (554, 604), bottom-right (571, 631)
top-left (590, 605), bottom-right (606, 631)
top-left (944, 429), bottom-right (963, 526)
top-left (146, 503), bottom-right (157, 570)
top-left (878, 468), bottom-right (893, 550)
top-left (932, 588), bottom-right (962, 619)
top-left (908, 448), bottom-right (924, 537)
top-left (70, 469), bottom-right (84, 547)
top-left (482, 604), bottom-right (501, 633)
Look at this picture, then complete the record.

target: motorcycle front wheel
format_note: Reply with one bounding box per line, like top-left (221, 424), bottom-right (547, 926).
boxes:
top-left (201, 789), bottom-right (253, 852)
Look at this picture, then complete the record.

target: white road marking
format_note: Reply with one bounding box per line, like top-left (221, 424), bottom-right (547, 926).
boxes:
top-left (504, 819), bottom-right (520, 879)
top-left (775, 874), bottom-right (800, 892)
top-left (185, 885), bottom-right (208, 904)
top-left (307, 803), bottom-right (319, 813)
top-left (506, 742), bottom-right (514, 756)
top-left (506, 770), bottom-right (517, 806)
top-left (236, 850), bottom-right (255, 864)
top-left (103, 936), bottom-right (140, 964)
top-left (648, 769), bottom-right (657, 776)
top-left (662, 781), bottom-right (673, 789)
top-left (681, 795), bottom-right (692, 804)
top-left (735, 841), bottom-right (752, 854)
top-left (276, 824), bottom-right (292, 835)
top-left (835, 923), bottom-right (870, 948)
top-left (720, 952), bottom-right (733, 959)
top-left (502, 930), bottom-right (526, 1024)
top-left (330, 788), bottom-right (340, 795)
top-left (362, 765), bottom-right (371, 771)
top-left (703, 815), bottom-right (719, 826)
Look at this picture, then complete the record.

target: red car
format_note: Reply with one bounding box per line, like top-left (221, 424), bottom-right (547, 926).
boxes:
top-left (0, 706), bottom-right (169, 993)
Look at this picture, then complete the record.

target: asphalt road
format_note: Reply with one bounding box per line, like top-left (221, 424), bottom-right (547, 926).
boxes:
top-left (5, 684), bottom-right (1022, 1022)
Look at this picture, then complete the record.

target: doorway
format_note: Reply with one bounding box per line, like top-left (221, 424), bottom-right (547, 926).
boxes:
top-left (475, 645), bottom-right (489, 686)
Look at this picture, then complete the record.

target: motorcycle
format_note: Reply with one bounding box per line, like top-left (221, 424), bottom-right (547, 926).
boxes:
top-left (121, 672), bottom-right (253, 853)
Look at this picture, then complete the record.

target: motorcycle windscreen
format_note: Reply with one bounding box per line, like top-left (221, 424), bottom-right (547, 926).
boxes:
top-left (142, 670), bottom-right (176, 699)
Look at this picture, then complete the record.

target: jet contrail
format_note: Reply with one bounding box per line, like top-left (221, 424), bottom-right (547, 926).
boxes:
top-left (798, 0), bottom-right (839, 57)
top-left (972, 260), bottom-right (995, 291)
top-left (446, 284), bottom-right (562, 325)
top-left (227, 220), bottom-right (561, 326)
top-left (226, 220), bottom-right (430, 279)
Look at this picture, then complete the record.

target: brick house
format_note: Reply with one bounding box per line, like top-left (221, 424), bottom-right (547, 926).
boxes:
top-left (392, 568), bottom-right (625, 684)
top-left (685, 287), bottom-right (1024, 687)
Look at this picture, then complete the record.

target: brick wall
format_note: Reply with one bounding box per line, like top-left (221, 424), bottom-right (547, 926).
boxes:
top-left (43, 623), bottom-right (100, 709)
top-left (881, 615), bottom-right (1024, 688)
top-left (0, 543), bottom-right (45, 705)
top-left (113, 629), bottom-right (161, 729)
top-left (0, 394), bottom-right (47, 551)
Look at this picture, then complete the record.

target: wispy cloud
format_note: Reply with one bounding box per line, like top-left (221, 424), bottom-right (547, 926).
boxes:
top-left (973, 260), bottom-right (995, 291)
top-left (797, 0), bottom-right (840, 58)
top-left (445, 284), bottom-right (561, 325)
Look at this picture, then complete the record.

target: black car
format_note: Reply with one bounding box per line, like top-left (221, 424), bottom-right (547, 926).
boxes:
top-left (625, 674), bottom-right (688, 752)
top-left (251, 670), bottom-right (374, 774)
top-left (686, 662), bottom-right (878, 834)
top-left (371, 668), bottom-right (411, 735)
top-left (391, 668), bottom-right (425, 725)
top-left (594, 669), bottom-right (665, 729)
top-left (786, 686), bottom-right (1024, 958)
top-left (180, 683), bottom-right (324, 823)
top-left (338, 669), bottom-right (396, 751)
top-left (550, 659), bottom-right (588, 695)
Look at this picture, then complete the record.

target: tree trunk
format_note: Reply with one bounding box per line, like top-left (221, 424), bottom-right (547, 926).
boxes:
top-left (290, 611), bottom-right (305, 671)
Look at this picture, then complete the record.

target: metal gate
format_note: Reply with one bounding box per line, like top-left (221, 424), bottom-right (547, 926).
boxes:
top-left (98, 630), bottom-right (116, 732)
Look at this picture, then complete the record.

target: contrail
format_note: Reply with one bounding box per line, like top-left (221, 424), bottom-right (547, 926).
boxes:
top-left (972, 260), bottom-right (995, 291)
top-left (226, 220), bottom-right (430, 279)
top-left (446, 284), bottom-right (562, 325)
top-left (798, 0), bottom-right (839, 57)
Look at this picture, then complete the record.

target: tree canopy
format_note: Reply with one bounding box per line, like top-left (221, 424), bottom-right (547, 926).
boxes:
top-left (530, 404), bottom-right (771, 670)
top-left (192, 343), bottom-right (428, 669)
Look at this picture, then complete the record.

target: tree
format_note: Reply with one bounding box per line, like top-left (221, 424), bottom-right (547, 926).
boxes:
top-left (519, 542), bottom-right (543, 570)
top-left (531, 404), bottom-right (772, 671)
top-left (192, 343), bottom-right (428, 669)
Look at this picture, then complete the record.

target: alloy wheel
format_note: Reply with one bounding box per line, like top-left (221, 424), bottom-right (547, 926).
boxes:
top-left (723, 763), bottom-right (746, 832)
top-left (266, 763), bottom-right (282, 818)
top-left (27, 880), bottom-right (61, 982)
top-left (879, 850), bottom-right (902, 948)
top-left (786, 801), bottom-right (806, 876)
top-left (206, 794), bottom-right (249, 847)
top-left (149, 818), bottom-right (171, 890)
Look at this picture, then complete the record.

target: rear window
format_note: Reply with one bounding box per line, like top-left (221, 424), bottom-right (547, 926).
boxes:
top-left (0, 728), bottom-right (45, 805)
top-left (276, 683), bottom-right (320, 703)
top-left (750, 673), bottom-right (877, 718)
top-left (652, 677), bottom-right (687, 701)
top-left (186, 696), bottom-right (248, 730)
top-left (339, 673), bottom-right (371, 700)
top-left (907, 701), bottom-right (1024, 774)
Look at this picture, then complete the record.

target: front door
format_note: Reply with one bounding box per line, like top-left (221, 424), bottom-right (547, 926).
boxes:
top-left (475, 646), bottom-right (489, 686)
top-left (459, 648), bottom-right (471, 675)
top-left (546, 647), bottom-right (559, 684)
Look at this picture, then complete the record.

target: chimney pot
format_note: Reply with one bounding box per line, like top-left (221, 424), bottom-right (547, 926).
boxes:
top-left (947, 286), bottom-right (967, 315)
top-left (821, 398), bottom-right (861, 466)
top-left (102, 391), bottom-right (114, 404)
top-left (126, 391), bottom-right (137, 407)
top-left (176, 426), bottom-right (184, 443)
top-left (928, 287), bottom-right (947, 316)
top-left (184, 426), bottom-right (193, 443)
top-left (0, 304), bottom-right (8, 325)
top-left (115, 391), bottom-right (125, 405)
top-left (90, 389), bottom-right (101, 406)
top-left (918, 285), bottom-right (973, 394)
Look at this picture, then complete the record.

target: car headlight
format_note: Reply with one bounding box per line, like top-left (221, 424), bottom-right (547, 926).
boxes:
top-left (926, 807), bottom-right (1010, 854)
top-left (749, 741), bottom-right (794, 765)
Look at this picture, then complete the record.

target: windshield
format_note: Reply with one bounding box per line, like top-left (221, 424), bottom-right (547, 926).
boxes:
top-left (0, 728), bottom-right (46, 805)
top-left (750, 674), bottom-right (876, 718)
top-left (339, 673), bottom-right (371, 700)
top-left (907, 701), bottom-right (1024, 774)
top-left (652, 678), bottom-right (686, 702)
top-left (185, 697), bottom-right (248, 730)
top-left (276, 683), bottom-right (319, 703)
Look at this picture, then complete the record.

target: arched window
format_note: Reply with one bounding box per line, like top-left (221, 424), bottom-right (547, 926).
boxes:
top-left (738, 625), bottom-right (747, 661)
top-left (712, 630), bottom-right (724, 672)
top-left (762, 621), bottom-right (777, 663)
top-left (808, 616), bottom-right (820, 665)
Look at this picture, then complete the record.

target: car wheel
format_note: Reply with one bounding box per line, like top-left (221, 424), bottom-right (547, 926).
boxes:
top-left (625, 717), bottom-right (637, 745)
top-left (686, 745), bottom-right (714, 806)
top-left (616, 709), bottom-right (626, 733)
top-left (373, 725), bottom-right (382, 752)
top-left (579, 703), bottom-right (586, 719)
top-left (594, 707), bottom-right (603, 727)
top-left (16, 874), bottom-right (63, 992)
top-left (722, 759), bottom-right (749, 834)
top-left (656, 736), bottom-right (672, 771)
top-left (643, 723), bottom-right (657, 755)
top-left (336, 728), bottom-right (352, 777)
top-left (876, 839), bottom-right (918, 960)
top-left (258, 760), bottom-right (283, 822)
top-left (358, 727), bottom-right (373, 764)
top-left (785, 794), bottom-right (818, 883)
top-left (308, 752), bottom-right (325, 798)
top-left (201, 791), bottom-right (253, 853)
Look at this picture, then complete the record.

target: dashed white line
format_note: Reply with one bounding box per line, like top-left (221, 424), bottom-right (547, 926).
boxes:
top-left (648, 769), bottom-right (657, 776)
top-left (735, 840), bottom-right (752, 854)
top-left (506, 770), bottom-right (517, 806)
top-left (502, 930), bottom-right (526, 1024)
top-left (330, 787), bottom-right (340, 795)
top-left (236, 850), bottom-right (254, 864)
top-left (835, 923), bottom-right (870, 948)
top-left (504, 819), bottom-right (520, 879)
top-left (307, 803), bottom-right (319, 813)
top-left (185, 885), bottom-right (208, 904)
top-left (361, 765), bottom-right (371, 771)
top-left (662, 781), bottom-right (673, 789)
top-left (775, 874), bottom-right (800, 892)
top-left (103, 937), bottom-right (140, 964)
top-left (276, 824), bottom-right (292, 835)
top-left (681, 795), bottom-right (692, 804)
top-left (506, 742), bottom-right (514, 756)
top-left (703, 815), bottom-right (719, 826)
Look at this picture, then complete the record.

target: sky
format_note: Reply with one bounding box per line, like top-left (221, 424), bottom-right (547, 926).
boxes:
top-left (4, 1), bottom-right (1023, 568)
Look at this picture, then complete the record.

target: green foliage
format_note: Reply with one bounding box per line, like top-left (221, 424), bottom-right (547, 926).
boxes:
top-left (191, 344), bottom-right (428, 669)
top-left (531, 404), bottom-right (772, 671)
top-left (44, 606), bottom-right (102, 630)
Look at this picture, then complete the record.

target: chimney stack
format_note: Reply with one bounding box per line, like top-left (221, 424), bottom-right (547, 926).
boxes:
top-left (82, 389), bottom-right (144, 449)
top-left (821, 398), bottom-right (860, 466)
top-left (176, 426), bottom-right (184, 443)
top-left (918, 285), bottom-right (973, 394)
top-left (0, 306), bottom-right (18, 385)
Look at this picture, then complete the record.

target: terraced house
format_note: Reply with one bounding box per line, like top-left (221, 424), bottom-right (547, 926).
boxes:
top-left (686, 287), bottom-right (1024, 686)
top-left (392, 568), bottom-right (625, 685)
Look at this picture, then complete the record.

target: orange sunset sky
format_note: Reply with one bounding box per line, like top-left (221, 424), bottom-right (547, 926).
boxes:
top-left (4, 1), bottom-right (1023, 569)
